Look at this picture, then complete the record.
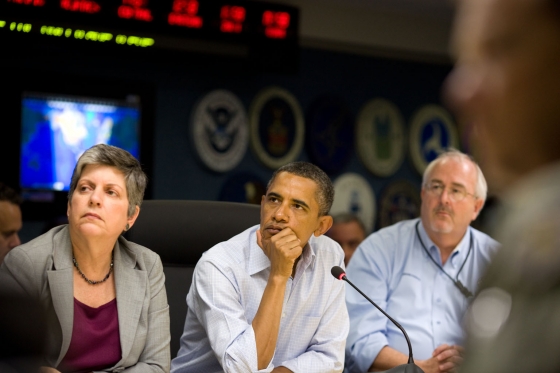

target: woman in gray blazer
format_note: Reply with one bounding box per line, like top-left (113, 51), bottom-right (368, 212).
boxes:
top-left (0, 144), bottom-right (170, 373)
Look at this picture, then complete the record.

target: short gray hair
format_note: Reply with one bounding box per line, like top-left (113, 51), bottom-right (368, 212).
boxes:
top-left (68, 144), bottom-right (147, 217)
top-left (267, 162), bottom-right (334, 216)
top-left (422, 148), bottom-right (487, 202)
top-left (332, 213), bottom-right (366, 234)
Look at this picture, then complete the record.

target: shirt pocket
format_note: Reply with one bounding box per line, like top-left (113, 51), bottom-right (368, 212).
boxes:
top-left (394, 271), bottom-right (422, 296)
top-left (387, 272), bottom-right (424, 318)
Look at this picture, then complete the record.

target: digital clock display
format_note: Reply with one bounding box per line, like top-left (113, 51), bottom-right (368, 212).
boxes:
top-left (0, 0), bottom-right (298, 50)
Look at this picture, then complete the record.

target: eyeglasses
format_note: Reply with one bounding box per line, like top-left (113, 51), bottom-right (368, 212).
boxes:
top-left (424, 181), bottom-right (476, 202)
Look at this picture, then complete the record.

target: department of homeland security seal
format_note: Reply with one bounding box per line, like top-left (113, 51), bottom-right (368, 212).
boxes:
top-left (409, 104), bottom-right (459, 174)
top-left (190, 89), bottom-right (249, 173)
top-left (306, 96), bottom-right (354, 174)
top-left (356, 98), bottom-right (406, 177)
top-left (330, 173), bottom-right (376, 234)
top-left (249, 86), bottom-right (304, 169)
top-left (378, 180), bottom-right (421, 229)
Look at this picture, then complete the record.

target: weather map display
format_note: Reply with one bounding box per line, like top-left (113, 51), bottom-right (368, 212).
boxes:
top-left (20, 94), bottom-right (140, 191)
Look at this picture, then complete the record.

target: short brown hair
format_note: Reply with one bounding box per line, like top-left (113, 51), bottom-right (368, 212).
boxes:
top-left (0, 183), bottom-right (22, 205)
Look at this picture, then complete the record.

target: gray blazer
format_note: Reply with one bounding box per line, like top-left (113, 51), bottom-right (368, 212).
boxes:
top-left (0, 225), bottom-right (170, 373)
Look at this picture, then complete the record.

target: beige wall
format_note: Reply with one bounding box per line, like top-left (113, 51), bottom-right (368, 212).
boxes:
top-left (280, 0), bottom-right (454, 63)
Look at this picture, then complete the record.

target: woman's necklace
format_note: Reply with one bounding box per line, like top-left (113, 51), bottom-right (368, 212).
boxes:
top-left (72, 251), bottom-right (114, 285)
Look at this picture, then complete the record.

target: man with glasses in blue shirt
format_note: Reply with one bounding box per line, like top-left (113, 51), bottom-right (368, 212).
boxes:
top-left (345, 149), bottom-right (499, 373)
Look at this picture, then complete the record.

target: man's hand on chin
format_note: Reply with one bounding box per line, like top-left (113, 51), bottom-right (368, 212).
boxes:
top-left (257, 228), bottom-right (302, 278)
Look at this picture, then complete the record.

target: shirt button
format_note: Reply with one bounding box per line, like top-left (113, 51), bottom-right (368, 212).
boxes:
top-left (437, 321), bottom-right (441, 325)
top-left (282, 313), bottom-right (286, 318)
top-left (437, 298), bottom-right (441, 303)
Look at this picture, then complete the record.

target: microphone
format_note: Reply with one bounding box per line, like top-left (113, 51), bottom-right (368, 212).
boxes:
top-left (331, 266), bottom-right (424, 373)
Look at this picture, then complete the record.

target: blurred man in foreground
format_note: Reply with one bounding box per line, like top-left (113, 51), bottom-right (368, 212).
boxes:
top-left (446, 0), bottom-right (560, 371)
top-left (326, 213), bottom-right (366, 266)
top-left (0, 183), bottom-right (22, 265)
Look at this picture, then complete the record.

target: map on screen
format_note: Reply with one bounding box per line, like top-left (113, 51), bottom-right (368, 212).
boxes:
top-left (20, 93), bottom-right (140, 191)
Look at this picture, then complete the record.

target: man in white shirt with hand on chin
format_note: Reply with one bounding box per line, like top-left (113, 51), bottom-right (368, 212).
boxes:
top-left (171, 161), bottom-right (348, 373)
top-left (345, 149), bottom-right (499, 373)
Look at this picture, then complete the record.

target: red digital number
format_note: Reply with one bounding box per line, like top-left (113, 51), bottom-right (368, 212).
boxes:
top-left (122, 0), bottom-right (145, 6)
top-left (262, 10), bottom-right (290, 39)
top-left (8, 0), bottom-right (45, 6)
top-left (117, 0), bottom-right (153, 22)
top-left (172, 0), bottom-right (198, 14)
top-left (60, 0), bottom-right (101, 13)
top-left (220, 5), bottom-right (245, 34)
top-left (168, 0), bottom-right (203, 28)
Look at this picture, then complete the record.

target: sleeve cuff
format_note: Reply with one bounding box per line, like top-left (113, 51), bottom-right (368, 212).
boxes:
top-left (347, 334), bottom-right (389, 373)
top-left (223, 324), bottom-right (275, 372)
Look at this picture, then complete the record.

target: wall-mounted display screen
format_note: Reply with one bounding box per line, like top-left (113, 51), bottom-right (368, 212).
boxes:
top-left (20, 93), bottom-right (141, 191)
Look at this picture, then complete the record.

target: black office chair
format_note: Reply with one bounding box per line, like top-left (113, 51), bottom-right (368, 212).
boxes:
top-left (126, 200), bottom-right (261, 357)
top-left (0, 293), bottom-right (47, 373)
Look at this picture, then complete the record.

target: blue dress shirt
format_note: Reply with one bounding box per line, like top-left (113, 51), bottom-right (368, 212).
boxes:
top-left (171, 225), bottom-right (349, 373)
top-left (344, 218), bottom-right (499, 373)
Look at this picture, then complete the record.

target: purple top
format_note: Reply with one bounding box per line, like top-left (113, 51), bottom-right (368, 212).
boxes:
top-left (58, 298), bottom-right (121, 373)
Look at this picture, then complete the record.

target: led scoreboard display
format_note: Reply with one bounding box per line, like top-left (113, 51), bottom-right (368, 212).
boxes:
top-left (0, 0), bottom-right (299, 51)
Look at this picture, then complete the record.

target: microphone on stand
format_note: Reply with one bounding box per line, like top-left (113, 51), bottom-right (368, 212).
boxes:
top-left (331, 266), bottom-right (424, 373)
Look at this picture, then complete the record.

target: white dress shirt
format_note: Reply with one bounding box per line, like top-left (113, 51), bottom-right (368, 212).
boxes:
top-left (171, 225), bottom-right (349, 373)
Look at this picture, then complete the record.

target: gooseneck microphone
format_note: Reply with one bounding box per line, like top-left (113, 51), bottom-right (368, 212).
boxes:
top-left (331, 266), bottom-right (424, 373)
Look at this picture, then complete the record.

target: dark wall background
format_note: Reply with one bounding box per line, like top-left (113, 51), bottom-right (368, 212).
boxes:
top-left (151, 48), bottom-right (451, 200)
top-left (1, 38), bottom-right (452, 241)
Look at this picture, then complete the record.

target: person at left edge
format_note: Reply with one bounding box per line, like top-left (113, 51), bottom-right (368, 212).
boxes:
top-left (171, 162), bottom-right (349, 373)
top-left (0, 144), bottom-right (170, 373)
top-left (0, 182), bottom-right (23, 265)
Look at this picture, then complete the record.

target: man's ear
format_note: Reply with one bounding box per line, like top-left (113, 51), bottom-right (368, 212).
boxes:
top-left (314, 215), bottom-right (333, 237)
top-left (472, 198), bottom-right (484, 221)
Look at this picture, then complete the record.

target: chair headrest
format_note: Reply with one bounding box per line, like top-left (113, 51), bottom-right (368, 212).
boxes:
top-left (127, 200), bottom-right (260, 266)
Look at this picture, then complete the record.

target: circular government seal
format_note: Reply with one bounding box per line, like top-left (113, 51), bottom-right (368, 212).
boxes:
top-left (190, 89), bottom-right (249, 173)
top-left (249, 86), bottom-right (304, 169)
top-left (330, 173), bottom-right (376, 233)
top-left (356, 98), bottom-right (406, 177)
top-left (409, 104), bottom-right (459, 174)
top-left (378, 180), bottom-right (421, 229)
top-left (306, 96), bottom-right (354, 174)
top-left (218, 172), bottom-right (267, 205)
